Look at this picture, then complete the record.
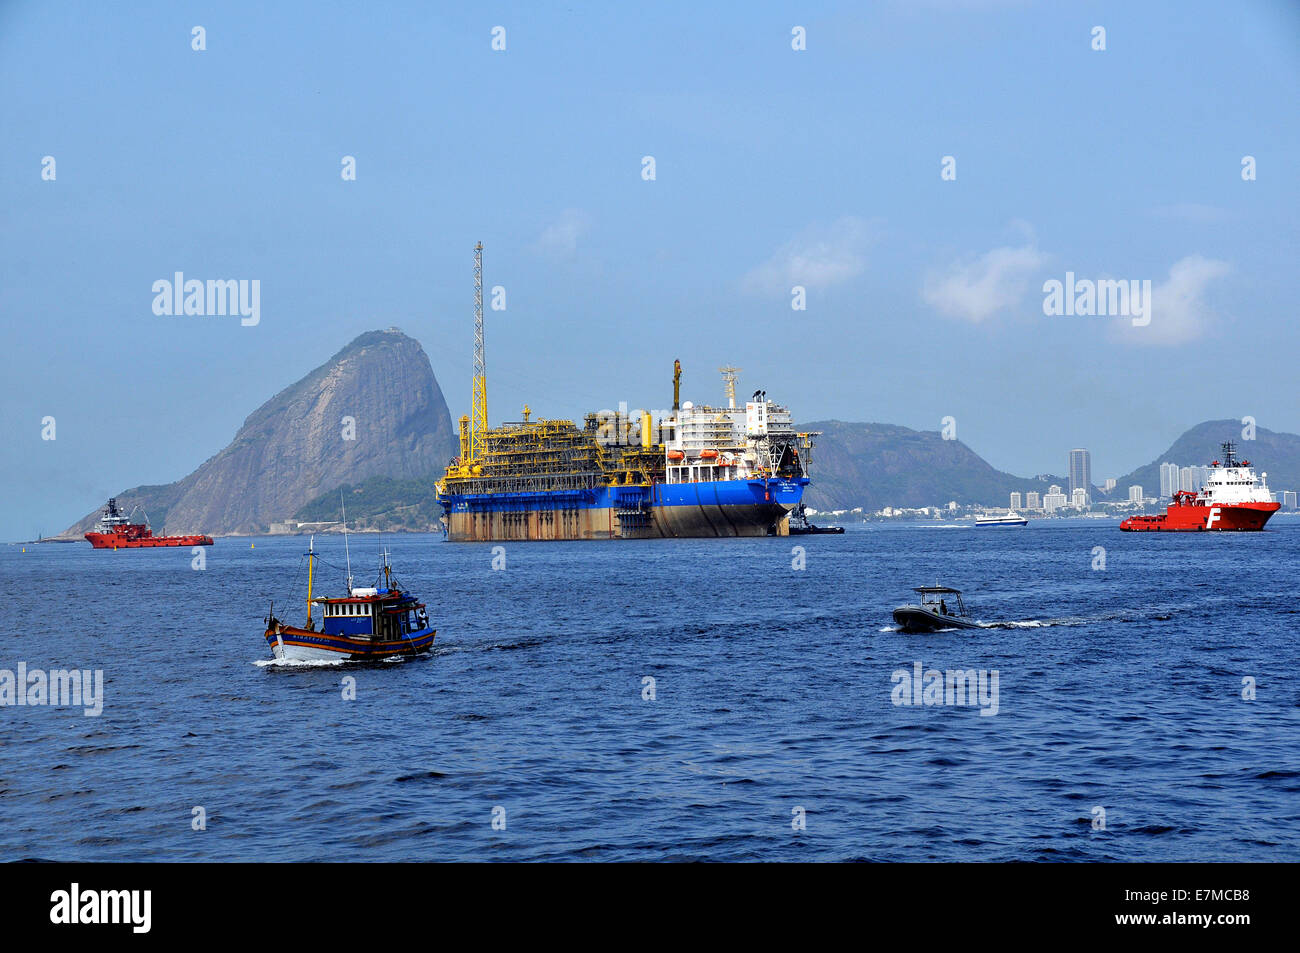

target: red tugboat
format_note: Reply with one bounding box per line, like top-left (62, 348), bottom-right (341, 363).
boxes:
top-left (84, 498), bottom-right (214, 548)
top-left (1120, 442), bottom-right (1281, 532)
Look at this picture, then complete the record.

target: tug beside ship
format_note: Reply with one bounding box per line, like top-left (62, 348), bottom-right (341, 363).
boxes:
top-left (1121, 441), bottom-right (1280, 532)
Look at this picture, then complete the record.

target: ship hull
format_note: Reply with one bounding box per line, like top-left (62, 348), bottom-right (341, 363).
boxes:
top-left (85, 532), bottom-right (214, 548)
top-left (892, 606), bottom-right (982, 633)
top-left (1120, 501), bottom-right (1280, 532)
top-left (441, 477), bottom-right (807, 542)
top-left (264, 624), bottom-right (436, 661)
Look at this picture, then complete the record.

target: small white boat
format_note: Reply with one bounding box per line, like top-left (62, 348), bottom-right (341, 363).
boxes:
top-left (976, 511), bottom-right (1027, 527)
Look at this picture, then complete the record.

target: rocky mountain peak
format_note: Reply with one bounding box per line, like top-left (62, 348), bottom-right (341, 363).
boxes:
top-left (62, 330), bottom-right (457, 536)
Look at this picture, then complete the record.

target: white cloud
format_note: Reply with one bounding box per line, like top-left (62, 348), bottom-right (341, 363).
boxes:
top-left (741, 217), bottom-right (878, 294)
top-left (533, 209), bottom-right (592, 258)
top-left (1125, 254), bottom-right (1231, 345)
top-left (922, 244), bottom-right (1048, 322)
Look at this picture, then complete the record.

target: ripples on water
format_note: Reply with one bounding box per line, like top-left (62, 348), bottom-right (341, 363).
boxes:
top-left (2, 521), bottom-right (1298, 861)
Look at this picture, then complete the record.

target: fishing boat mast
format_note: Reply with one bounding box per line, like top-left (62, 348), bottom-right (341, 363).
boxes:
top-left (341, 491), bottom-right (354, 595)
top-left (305, 534), bottom-right (315, 628)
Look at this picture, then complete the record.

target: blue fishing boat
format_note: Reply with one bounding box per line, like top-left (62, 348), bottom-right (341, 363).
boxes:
top-left (263, 539), bottom-right (436, 661)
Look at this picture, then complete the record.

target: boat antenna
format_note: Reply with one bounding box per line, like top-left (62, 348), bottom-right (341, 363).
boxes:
top-left (719, 365), bottom-right (741, 409)
top-left (341, 491), bottom-right (353, 595)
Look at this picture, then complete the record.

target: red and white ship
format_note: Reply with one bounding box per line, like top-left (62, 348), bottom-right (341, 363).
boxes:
top-left (84, 498), bottom-right (214, 548)
top-left (1120, 441), bottom-right (1281, 532)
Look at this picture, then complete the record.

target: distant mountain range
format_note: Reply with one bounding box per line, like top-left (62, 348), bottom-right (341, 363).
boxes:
top-left (804, 418), bottom-right (1300, 512)
top-left (61, 330), bottom-right (456, 537)
top-left (58, 330), bottom-right (1299, 537)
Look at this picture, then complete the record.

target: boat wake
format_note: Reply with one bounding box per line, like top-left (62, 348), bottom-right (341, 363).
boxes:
top-left (977, 616), bottom-right (1097, 629)
top-left (253, 657), bottom-right (346, 669)
top-left (254, 653), bottom-right (423, 668)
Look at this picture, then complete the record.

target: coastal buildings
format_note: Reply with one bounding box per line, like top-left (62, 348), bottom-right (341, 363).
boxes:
top-left (1010, 492), bottom-right (1023, 510)
top-left (1129, 485), bottom-right (1144, 503)
top-left (1043, 485), bottom-right (1068, 513)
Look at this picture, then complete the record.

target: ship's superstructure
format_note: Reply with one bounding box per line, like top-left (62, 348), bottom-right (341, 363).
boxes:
top-left (1121, 441), bottom-right (1280, 532)
top-left (436, 243), bottom-right (815, 541)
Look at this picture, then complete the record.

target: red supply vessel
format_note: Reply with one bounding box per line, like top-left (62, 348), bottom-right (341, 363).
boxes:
top-left (1120, 442), bottom-right (1281, 532)
top-left (84, 498), bottom-right (214, 548)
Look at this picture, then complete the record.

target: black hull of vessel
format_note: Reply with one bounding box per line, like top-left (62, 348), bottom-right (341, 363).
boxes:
top-left (892, 607), bottom-right (982, 633)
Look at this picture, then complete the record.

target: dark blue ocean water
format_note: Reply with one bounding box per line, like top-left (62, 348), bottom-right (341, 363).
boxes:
top-left (3, 520), bottom-right (1299, 862)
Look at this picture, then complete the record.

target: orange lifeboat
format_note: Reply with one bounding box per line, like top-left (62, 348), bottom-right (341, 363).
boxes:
top-left (667, 449), bottom-right (684, 460)
top-left (700, 449), bottom-right (718, 459)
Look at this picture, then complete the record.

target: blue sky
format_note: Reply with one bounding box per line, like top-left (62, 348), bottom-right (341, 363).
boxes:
top-left (3, 0), bottom-right (1298, 540)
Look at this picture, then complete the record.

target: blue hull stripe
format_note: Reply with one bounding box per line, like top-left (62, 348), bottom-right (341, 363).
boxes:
top-left (441, 477), bottom-right (808, 513)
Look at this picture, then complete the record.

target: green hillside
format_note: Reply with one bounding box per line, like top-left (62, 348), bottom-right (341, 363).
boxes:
top-left (294, 476), bottom-right (442, 531)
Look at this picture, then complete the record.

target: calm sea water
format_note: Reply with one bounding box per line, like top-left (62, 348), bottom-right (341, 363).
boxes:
top-left (3, 520), bottom-right (1299, 862)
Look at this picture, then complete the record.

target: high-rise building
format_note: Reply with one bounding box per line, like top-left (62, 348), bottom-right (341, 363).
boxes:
top-left (1068, 449), bottom-right (1092, 504)
top-left (1043, 485), bottom-right (1067, 513)
top-left (1103, 478), bottom-right (1116, 492)
top-left (1159, 462), bottom-right (1178, 498)
top-left (1129, 485), bottom-right (1144, 503)
top-left (1284, 490), bottom-right (1297, 510)
top-left (1010, 492), bottom-right (1023, 510)
top-left (1167, 464), bottom-right (1214, 496)
top-left (1071, 487), bottom-right (1087, 508)
top-left (1025, 491), bottom-right (1041, 510)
